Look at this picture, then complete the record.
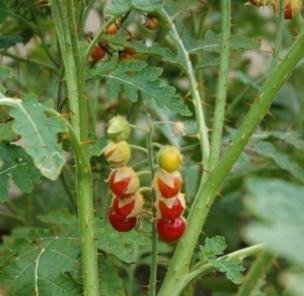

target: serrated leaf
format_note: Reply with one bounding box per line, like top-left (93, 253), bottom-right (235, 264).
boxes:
top-left (213, 257), bottom-right (245, 284)
top-left (0, 232), bottom-right (81, 295)
top-left (131, 0), bottom-right (163, 12)
top-left (99, 257), bottom-right (126, 296)
top-left (96, 218), bottom-right (151, 263)
top-left (0, 144), bottom-right (41, 202)
top-left (199, 236), bottom-right (227, 261)
top-left (103, 60), bottom-right (191, 116)
top-left (0, 121), bottom-right (18, 142)
top-left (88, 136), bottom-right (108, 157)
top-left (0, 94), bottom-right (66, 180)
top-left (255, 141), bottom-right (304, 182)
top-left (245, 178), bottom-right (304, 266)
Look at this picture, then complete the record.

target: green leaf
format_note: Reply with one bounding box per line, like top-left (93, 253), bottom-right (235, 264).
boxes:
top-left (88, 136), bottom-right (108, 157)
top-left (0, 231), bottom-right (81, 295)
top-left (87, 54), bottom-right (119, 80)
top-left (0, 94), bottom-right (66, 180)
top-left (131, 0), bottom-right (163, 12)
top-left (255, 141), bottom-right (304, 182)
top-left (96, 218), bottom-right (151, 263)
top-left (0, 65), bottom-right (13, 93)
top-left (245, 178), bottom-right (304, 266)
top-left (103, 60), bottom-right (191, 116)
top-left (0, 144), bottom-right (41, 202)
top-left (99, 257), bottom-right (126, 296)
top-left (199, 236), bottom-right (227, 261)
top-left (213, 257), bottom-right (245, 284)
top-left (107, 0), bottom-right (131, 15)
top-left (0, 35), bottom-right (23, 49)
top-left (0, 121), bottom-right (18, 142)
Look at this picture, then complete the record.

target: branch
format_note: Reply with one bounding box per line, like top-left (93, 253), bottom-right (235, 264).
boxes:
top-left (208, 0), bottom-right (231, 169)
top-left (158, 31), bottom-right (304, 296)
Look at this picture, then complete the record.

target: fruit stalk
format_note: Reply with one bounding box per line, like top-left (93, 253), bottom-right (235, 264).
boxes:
top-left (158, 26), bottom-right (304, 296)
top-left (147, 126), bottom-right (158, 296)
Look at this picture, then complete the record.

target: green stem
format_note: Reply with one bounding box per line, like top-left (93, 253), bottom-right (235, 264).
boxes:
top-left (129, 144), bottom-right (148, 154)
top-left (271, 0), bottom-right (285, 68)
top-left (208, 0), bottom-right (231, 169)
top-left (161, 8), bottom-right (210, 166)
top-left (147, 126), bottom-right (158, 296)
top-left (295, 13), bottom-right (304, 34)
top-left (158, 32), bottom-right (304, 296)
top-left (237, 252), bottom-right (273, 296)
top-left (51, 1), bottom-right (99, 295)
top-left (184, 244), bottom-right (264, 290)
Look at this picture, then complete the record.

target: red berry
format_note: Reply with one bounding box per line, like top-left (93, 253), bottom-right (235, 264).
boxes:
top-left (154, 170), bottom-right (182, 198)
top-left (157, 217), bottom-right (186, 242)
top-left (108, 167), bottom-right (140, 198)
top-left (112, 196), bottom-right (135, 218)
top-left (90, 46), bottom-right (106, 61)
top-left (120, 47), bottom-right (136, 59)
top-left (108, 208), bottom-right (136, 232)
top-left (158, 194), bottom-right (185, 221)
top-left (106, 23), bottom-right (118, 35)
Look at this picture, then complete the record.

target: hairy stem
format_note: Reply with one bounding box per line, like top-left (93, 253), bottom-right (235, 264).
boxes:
top-left (158, 32), bottom-right (304, 296)
top-left (208, 0), bottom-right (231, 169)
top-left (237, 251), bottom-right (273, 296)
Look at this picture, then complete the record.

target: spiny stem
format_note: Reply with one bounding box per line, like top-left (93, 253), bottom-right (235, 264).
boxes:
top-left (147, 126), bottom-right (158, 296)
top-left (161, 8), bottom-right (210, 166)
top-left (208, 0), bottom-right (231, 169)
top-left (237, 251), bottom-right (273, 296)
top-left (158, 31), bottom-right (304, 296)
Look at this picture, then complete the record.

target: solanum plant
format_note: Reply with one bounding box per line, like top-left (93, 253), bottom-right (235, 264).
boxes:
top-left (0, 1), bottom-right (304, 296)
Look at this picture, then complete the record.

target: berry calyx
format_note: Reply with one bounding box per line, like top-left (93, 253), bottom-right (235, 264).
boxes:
top-left (157, 193), bottom-right (185, 221)
top-left (112, 191), bottom-right (144, 218)
top-left (104, 141), bottom-right (131, 166)
top-left (107, 116), bottom-right (131, 142)
top-left (158, 146), bottom-right (182, 172)
top-left (154, 169), bottom-right (182, 198)
top-left (108, 167), bottom-right (140, 198)
top-left (157, 217), bottom-right (186, 242)
top-left (108, 208), bottom-right (137, 232)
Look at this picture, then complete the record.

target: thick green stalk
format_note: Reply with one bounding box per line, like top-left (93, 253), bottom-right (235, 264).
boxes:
top-left (51, 1), bottom-right (99, 295)
top-left (158, 32), bottom-right (304, 296)
top-left (184, 244), bottom-right (264, 290)
top-left (237, 252), bottom-right (273, 296)
top-left (161, 8), bottom-right (210, 166)
top-left (208, 0), bottom-right (231, 169)
top-left (147, 127), bottom-right (158, 296)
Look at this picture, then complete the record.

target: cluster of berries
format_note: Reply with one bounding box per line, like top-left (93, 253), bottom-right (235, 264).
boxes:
top-left (153, 146), bottom-right (186, 242)
top-left (90, 15), bottom-right (160, 62)
top-left (104, 116), bottom-right (144, 232)
top-left (250, 0), bottom-right (303, 19)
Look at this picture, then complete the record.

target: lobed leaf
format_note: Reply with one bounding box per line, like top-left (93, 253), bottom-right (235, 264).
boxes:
top-left (199, 236), bottom-right (227, 261)
top-left (0, 94), bottom-right (66, 180)
top-left (245, 178), bottom-right (304, 266)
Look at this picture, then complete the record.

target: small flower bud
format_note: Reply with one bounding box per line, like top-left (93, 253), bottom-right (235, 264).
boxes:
top-left (107, 116), bottom-right (131, 142)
